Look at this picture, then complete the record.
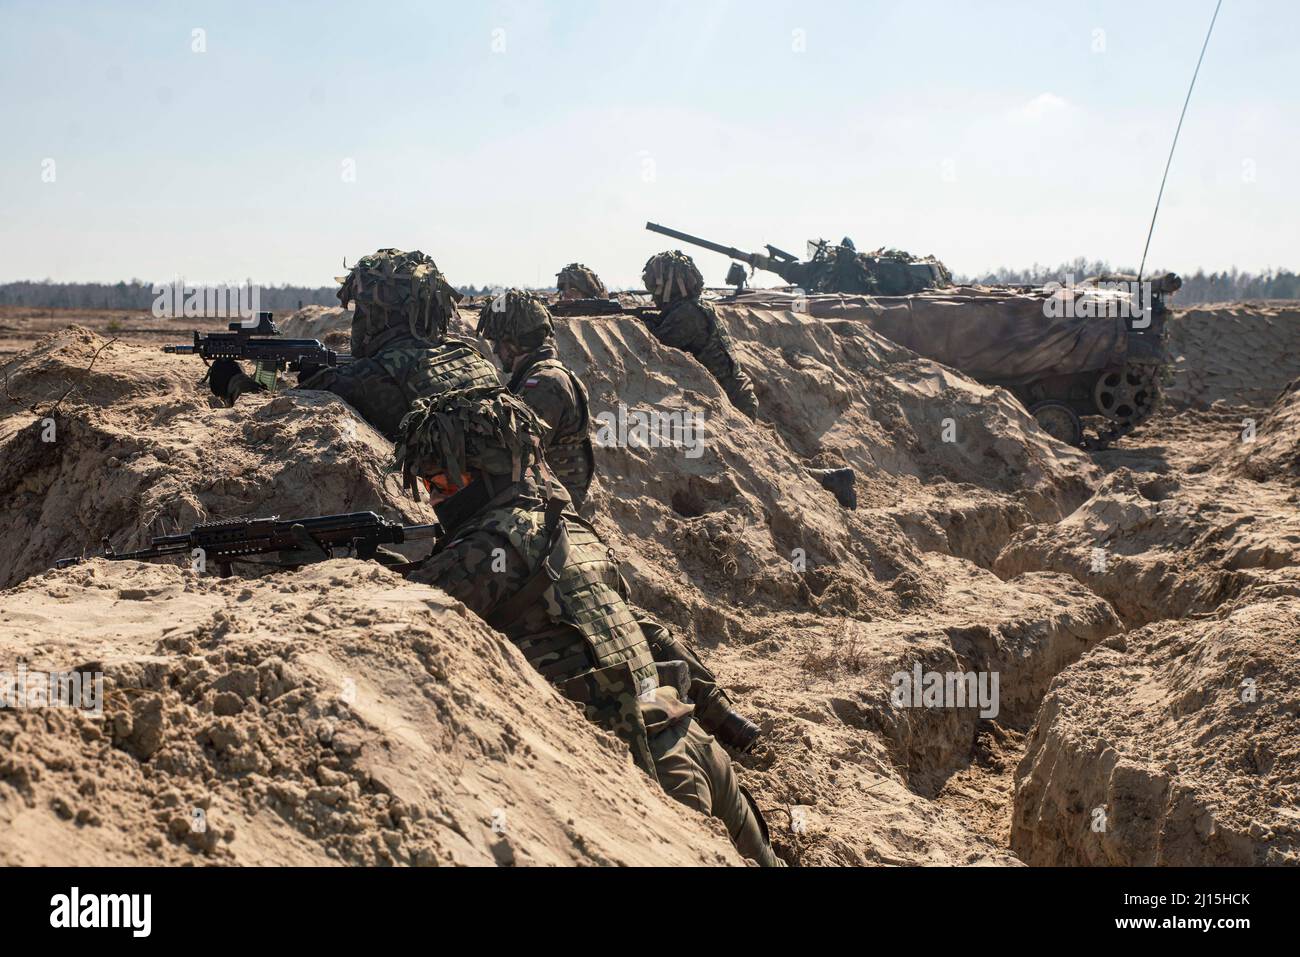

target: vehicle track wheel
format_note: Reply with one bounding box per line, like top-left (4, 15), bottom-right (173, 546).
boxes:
top-left (1028, 400), bottom-right (1083, 447)
top-left (1093, 368), bottom-right (1155, 422)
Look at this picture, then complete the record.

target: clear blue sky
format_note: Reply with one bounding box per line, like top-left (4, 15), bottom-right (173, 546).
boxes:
top-left (0, 0), bottom-right (1293, 288)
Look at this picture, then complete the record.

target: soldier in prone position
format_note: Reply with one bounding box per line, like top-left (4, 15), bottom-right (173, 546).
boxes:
top-left (477, 290), bottom-right (595, 507)
top-left (209, 248), bottom-right (500, 440)
top-left (640, 250), bottom-right (857, 509)
top-left (641, 250), bottom-right (759, 420)
top-left (392, 386), bottom-right (783, 866)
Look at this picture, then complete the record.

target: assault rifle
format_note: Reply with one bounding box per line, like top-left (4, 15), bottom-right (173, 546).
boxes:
top-left (163, 312), bottom-right (350, 390)
top-left (55, 511), bottom-right (439, 575)
top-left (549, 298), bottom-right (660, 320)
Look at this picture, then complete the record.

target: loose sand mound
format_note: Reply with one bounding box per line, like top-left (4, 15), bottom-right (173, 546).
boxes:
top-left (1165, 303), bottom-right (1300, 410)
top-left (276, 306), bottom-right (352, 350)
top-left (2, 298), bottom-right (1296, 866)
top-left (993, 465), bottom-right (1300, 628)
top-left (0, 560), bottom-right (737, 865)
top-left (1225, 378), bottom-right (1300, 486)
top-left (1012, 591), bottom-right (1300, 866)
top-left (0, 326), bottom-right (435, 589)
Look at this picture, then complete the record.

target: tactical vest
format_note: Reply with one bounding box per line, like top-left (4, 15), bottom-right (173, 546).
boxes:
top-left (510, 357), bottom-right (595, 502)
top-left (471, 504), bottom-right (655, 689)
top-left (374, 335), bottom-right (500, 409)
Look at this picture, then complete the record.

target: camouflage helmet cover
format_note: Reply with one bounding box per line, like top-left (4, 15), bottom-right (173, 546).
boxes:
top-left (336, 248), bottom-right (463, 343)
top-left (392, 385), bottom-right (548, 494)
top-left (642, 250), bottom-right (704, 304)
top-left (476, 288), bottom-right (554, 346)
top-left (556, 262), bottom-right (609, 299)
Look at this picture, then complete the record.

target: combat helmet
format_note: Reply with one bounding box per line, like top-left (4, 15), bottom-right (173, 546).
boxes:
top-left (556, 263), bottom-right (608, 299)
top-left (476, 289), bottom-right (554, 349)
top-left (336, 248), bottom-right (463, 345)
top-left (392, 385), bottom-right (548, 498)
top-left (642, 250), bottom-right (704, 306)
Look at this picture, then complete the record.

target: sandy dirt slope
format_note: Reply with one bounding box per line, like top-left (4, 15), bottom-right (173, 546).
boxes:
top-left (1165, 303), bottom-right (1300, 409)
top-left (0, 326), bottom-right (438, 589)
top-left (0, 560), bottom-right (738, 866)
top-left (1012, 591), bottom-right (1300, 865)
top-left (996, 304), bottom-right (1300, 864)
top-left (1, 299), bottom-right (1298, 866)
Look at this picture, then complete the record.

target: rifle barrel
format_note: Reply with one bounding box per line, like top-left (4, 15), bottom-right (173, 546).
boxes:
top-left (400, 523), bottom-right (442, 541)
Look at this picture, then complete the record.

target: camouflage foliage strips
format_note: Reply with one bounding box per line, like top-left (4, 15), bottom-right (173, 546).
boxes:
top-left (392, 386), bottom-right (548, 493)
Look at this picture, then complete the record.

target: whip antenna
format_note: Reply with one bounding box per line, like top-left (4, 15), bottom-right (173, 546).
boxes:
top-left (1138, 0), bottom-right (1223, 282)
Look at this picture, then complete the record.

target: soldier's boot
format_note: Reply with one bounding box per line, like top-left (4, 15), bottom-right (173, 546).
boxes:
top-left (808, 467), bottom-right (857, 510)
top-left (650, 717), bottom-right (785, 867)
top-left (722, 375), bottom-right (759, 420)
top-left (691, 679), bottom-right (761, 753)
top-left (640, 615), bottom-right (762, 752)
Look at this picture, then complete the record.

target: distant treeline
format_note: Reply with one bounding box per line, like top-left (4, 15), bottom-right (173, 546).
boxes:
top-left (3, 267), bottom-right (1297, 311)
top-left (958, 259), bottom-right (1300, 306)
top-left (0, 280), bottom-right (519, 312)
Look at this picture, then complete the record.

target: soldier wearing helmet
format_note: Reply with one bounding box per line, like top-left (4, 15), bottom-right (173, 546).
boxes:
top-left (555, 263), bottom-right (608, 301)
top-left (209, 248), bottom-right (500, 439)
top-left (477, 289), bottom-right (595, 506)
top-left (393, 387), bottom-right (783, 867)
top-left (641, 250), bottom-right (759, 420)
top-left (641, 251), bottom-right (857, 509)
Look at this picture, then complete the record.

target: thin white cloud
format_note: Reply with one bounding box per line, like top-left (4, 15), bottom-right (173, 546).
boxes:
top-left (1010, 92), bottom-right (1069, 122)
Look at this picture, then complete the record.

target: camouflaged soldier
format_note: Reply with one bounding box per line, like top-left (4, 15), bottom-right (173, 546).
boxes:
top-left (209, 249), bottom-right (500, 439)
top-left (641, 251), bottom-right (759, 420)
top-left (555, 263), bottom-right (608, 301)
top-left (642, 253), bottom-right (856, 509)
top-left (393, 387), bottom-right (781, 866)
top-left (477, 289), bottom-right (595, 506)
top-left (480, 290), bottom-right (765, 744)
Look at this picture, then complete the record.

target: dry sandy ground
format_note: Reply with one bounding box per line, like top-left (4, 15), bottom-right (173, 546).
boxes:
top-left (0, 299), bottom-right (1297, 866)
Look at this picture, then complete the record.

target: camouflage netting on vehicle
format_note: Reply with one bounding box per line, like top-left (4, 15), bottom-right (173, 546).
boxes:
top-left (337, 248), bottom-right (463, 346)
top-left (392, 386), bottom-right (547, 492)
top-left (800, 289), bottom-right (1129, 383)
top-left (772, 243), bottom-right (952, 296)
top-left (556, 263), bottom-right (608, 299)
top-left (865, 247), bottom-right (953, 293)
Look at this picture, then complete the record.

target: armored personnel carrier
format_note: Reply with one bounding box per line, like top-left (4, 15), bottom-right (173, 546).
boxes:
top-left (796, 273), bottom-right (1181, 449)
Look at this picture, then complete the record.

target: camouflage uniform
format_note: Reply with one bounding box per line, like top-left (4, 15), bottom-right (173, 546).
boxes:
top-left (395, 388), bottom-right (781, 866)
top-left (299, 322), bottom-right (499, 440)
top-left (210, 249), bottom-right (499, 440)
top-left (478, 291), bottom-right (595, 506)
top-left (505, 345), bottom-right (594, 506)
top-left (642, 251), bottom-right (759, 420)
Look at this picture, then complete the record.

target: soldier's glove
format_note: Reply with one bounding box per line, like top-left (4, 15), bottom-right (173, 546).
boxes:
top-left (295, 359), bottom-right (324, 382)
top-left (271, 523), bottom-right (333, 567)
top-left (207, 359), bottom-right (265, 406)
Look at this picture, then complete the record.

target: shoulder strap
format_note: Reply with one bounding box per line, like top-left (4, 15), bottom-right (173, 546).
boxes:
top-left (484, 497), bottom-right (569, 632)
